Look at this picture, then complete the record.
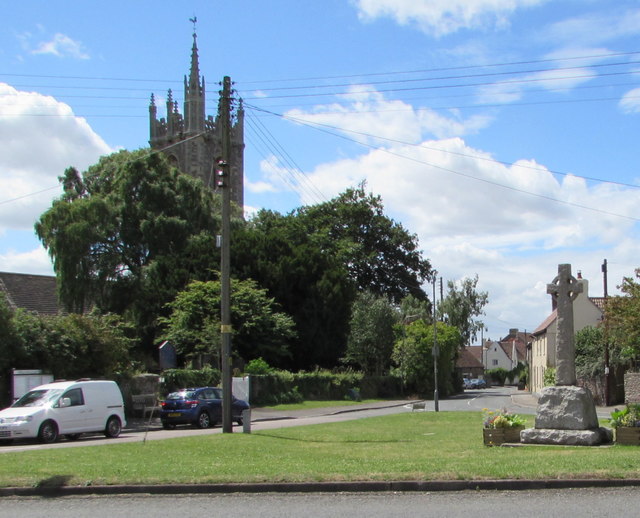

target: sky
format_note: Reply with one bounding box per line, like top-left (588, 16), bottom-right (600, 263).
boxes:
top-left (2, 0), bottom-right (640, 343)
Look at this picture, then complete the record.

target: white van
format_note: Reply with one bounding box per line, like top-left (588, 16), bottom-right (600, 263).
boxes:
top-left (0, 379), bottom-right (126, 443)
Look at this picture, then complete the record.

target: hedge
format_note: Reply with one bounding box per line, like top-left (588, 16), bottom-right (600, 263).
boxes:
top-left (249, 370), bottom-right (401, 406)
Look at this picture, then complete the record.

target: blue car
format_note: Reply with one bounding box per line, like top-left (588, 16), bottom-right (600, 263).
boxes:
top-left (159, 387), bottom-right (249, 429)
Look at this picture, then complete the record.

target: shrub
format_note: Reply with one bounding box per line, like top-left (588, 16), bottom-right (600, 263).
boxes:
top-left (486, 367), bottom-right (509, 386)
top-left (544, 367), bottom-right (556, 387)
top-left (245, 358), bottom-right (273, 375)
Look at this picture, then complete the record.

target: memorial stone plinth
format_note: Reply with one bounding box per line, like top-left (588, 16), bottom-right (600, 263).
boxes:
top-left (520, 386), bottom-right (612, 446)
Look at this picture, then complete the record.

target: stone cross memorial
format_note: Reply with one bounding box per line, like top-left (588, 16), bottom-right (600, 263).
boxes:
top-left (546, 263), bottom-right (583, 386)
top-left (521, 264), bottom-right (612, 446)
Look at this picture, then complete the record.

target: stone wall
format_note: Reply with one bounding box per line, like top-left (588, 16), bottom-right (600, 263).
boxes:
top-left (625, 372), bottom-right (640, 403)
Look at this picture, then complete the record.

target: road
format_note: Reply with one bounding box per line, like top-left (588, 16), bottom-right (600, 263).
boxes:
top-left (3, 487), bottom-right (640, 517)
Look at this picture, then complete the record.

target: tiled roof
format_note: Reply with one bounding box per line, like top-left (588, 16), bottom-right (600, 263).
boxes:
top-left (532, 309), bottom-right (557, 335)
top-left (457, 346), bottom-right (484, 368)
top-left (0, 272), bottom-right (61, 315)
top-left (590, 297), bottom-right (606, 311)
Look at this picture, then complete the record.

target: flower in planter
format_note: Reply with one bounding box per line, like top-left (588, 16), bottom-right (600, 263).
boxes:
top-left (482, 408), bottom-right (526, 429)
top-left (609, 403), bottom-right (640, 429)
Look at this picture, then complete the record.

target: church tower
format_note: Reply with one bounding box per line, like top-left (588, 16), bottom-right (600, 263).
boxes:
top-left (149, 26), bottom-right (244, 207)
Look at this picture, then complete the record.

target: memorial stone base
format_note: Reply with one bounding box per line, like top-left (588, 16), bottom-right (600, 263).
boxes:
top-left (520, 385), bottom-right (613, 446)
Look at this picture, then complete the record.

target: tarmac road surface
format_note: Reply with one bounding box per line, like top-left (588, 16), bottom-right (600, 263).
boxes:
top-left (3, 487), bottom-right (640, 517)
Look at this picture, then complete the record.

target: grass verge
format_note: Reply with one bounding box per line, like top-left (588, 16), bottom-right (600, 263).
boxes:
top-left (1, 411), bottom-right (639, 488)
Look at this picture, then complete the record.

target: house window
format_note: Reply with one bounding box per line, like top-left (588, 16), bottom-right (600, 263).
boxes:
top-left (492, 359), bottom-right (498, 366)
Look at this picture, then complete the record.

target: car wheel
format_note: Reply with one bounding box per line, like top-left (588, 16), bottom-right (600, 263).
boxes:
top-left (162, 422), bottom-right (176, 430)
top-left (195, 411), bottom-right (211, 429)
top-left (38, 420), bottom-right (59, 444)
top-left (65, 433), bottom-right (82, 441)
top-left (104, 416), bottom-right (122, 438)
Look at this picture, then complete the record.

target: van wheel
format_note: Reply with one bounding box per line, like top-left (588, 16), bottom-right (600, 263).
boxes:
top-left (104, 416), bottom-right (122, 438)
top-left (38, 420), bottom-right (59, 444)
top-left (195, 411), bottom-right (211, 429)
top-left (65, 433), bottom-right (82, 441)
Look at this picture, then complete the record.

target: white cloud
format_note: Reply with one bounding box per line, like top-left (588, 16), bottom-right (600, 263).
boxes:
top-left (477, 48), bottom-right (612, 105)
top-left (286, 86), bottom-right (492, 144)
top-left (620, 87), bottom-right (640, 114)
top-left (544, 8), bottom-right (640, 47)
top-left (0, 83), bottom-right (112, 239)
top-left (31, 33), bottom-right (89, 59)
top-left (354, 0), bottom-right (547, 36)
top-left (0, 246), bottom-right (53, 276)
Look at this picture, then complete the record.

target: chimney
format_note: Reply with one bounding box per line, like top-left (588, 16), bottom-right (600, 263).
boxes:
top-left (577, 270), bottom-right (582, 279)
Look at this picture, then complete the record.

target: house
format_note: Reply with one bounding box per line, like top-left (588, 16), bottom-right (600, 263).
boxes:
top-left (529, 271), bottom-right (605, 394)
top-left (0, 271), bottom-right (61, 315)
top-left (457, 346), bottom-right (484, 380)
top-left (456, 329), bottom-right (531, 383)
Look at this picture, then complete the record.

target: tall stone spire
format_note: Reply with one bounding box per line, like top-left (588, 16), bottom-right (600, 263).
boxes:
top-left (184, 22), bottom-right (205, 134)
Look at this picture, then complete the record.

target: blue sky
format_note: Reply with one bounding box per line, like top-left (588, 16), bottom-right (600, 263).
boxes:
top-left (2, 0), bottom-right (640, 342)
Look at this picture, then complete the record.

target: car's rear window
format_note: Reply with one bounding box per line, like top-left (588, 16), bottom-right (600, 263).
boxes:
top-left (166, 391), bottom-right (196, 400)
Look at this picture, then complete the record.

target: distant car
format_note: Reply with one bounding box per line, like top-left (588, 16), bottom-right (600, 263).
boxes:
top-left (469, 378), bottom-right (487, 389)
top-left (463, 378), bottom-right (472, 389)
top-left (159, 387), bottom-right (249, 429)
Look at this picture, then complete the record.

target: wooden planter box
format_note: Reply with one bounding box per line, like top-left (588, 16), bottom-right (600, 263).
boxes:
top-left (483, 427), bottom-right (523, 446)
top-left (615, 427), bottom-right (640, 445)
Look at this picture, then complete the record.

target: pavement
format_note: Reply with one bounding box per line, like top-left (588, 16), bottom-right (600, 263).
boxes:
top-left (124, 399), bottom-right (421, 432)
top-left (3, 391), bottom-right (637, 498)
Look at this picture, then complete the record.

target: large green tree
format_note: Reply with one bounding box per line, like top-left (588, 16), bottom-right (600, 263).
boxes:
top-left (160, 277), bottom-right (296, 367)
top-left (295, 185), bottom-right (432, 303)
top-left (233, 209), bottom-right (353, 370)
top-left (35, 149), bottom-right (221, 351)
top-left (437, 274), bottom-right (488, 347)
top-left (232, 186), bottom-right (433, 370)
top-left (343, 291), bottom-right (398, 375)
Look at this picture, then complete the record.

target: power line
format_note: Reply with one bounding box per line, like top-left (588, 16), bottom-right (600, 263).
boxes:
top-left (240, 59), bottom-right (640, 94)
top-left (241, 69), bottom-right (638, 101)
top-left (237, 49), bottom-right (640, 85)
top-left (245, 111), bottom-right (328, 205)
top-left (3, 48), bottom-right (639, 88)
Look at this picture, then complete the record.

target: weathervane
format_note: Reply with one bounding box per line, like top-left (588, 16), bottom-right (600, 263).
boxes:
top-left (189, 16), bottom-right (197, 35)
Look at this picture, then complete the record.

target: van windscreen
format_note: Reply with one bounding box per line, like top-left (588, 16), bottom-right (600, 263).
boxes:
top-left (12, 389), bottom-right (64, 407)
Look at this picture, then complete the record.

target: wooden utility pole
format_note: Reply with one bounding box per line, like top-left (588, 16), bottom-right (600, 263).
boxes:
top-left (433, 275), bottom-right (439, 412)
top-left (602, 259), bottom-right (610, 406)
top-left (219, 76), bottom-right (233, 433)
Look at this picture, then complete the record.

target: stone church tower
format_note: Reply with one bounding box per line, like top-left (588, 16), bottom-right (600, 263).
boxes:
top-left (148, 30), bottom-right (244, 207)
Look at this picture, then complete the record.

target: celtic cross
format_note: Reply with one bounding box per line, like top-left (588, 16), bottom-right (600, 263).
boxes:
top-left (547, 264), bottom-right (583, 386)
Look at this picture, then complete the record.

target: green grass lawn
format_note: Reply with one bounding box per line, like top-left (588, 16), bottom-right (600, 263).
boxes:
top-left (1, 411), bottom-right (639, 488)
